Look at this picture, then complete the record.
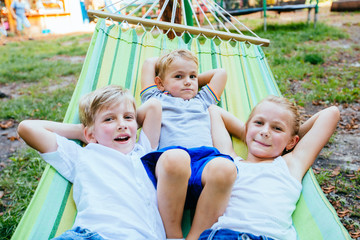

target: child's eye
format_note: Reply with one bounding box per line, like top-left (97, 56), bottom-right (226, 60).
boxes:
top-left (254, 120), bottom-right (263, 125)
top-left (274, 126), bottom-right (283, 131)
top-left (124, 115), bottom-right (135, 120)
top-left (104, 117), bottom-right (113, 122)
top-left (175, 75), bottom-right (182, 79)
top-left (190, 75), bottom-right (197, 79)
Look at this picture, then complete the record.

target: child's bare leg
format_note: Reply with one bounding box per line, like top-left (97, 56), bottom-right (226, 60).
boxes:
top-left (156, 149), bottom-right (191, 238)
top-left (185, 157), bottom-right (237, 240)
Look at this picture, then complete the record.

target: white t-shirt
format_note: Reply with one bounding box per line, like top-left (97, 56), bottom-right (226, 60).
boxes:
top-left (41, 131), bottom-right (166, 240)
top-left (212, 156), bottom-right (302, 240)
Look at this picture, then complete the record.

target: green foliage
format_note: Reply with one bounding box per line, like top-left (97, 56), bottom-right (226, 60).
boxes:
top-left (0, 149), bottom-right (46, 238)
top-left (304, 53), bottom-right (324, 65)
top-left (314, 169), bottom-right (332, 185)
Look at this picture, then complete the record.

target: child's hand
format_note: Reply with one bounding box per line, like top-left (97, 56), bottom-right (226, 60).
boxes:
top-left (198, 69), bottom-right (227, 98)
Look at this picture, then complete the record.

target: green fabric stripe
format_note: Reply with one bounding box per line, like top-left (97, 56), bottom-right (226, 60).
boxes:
top-left (300, 170), bottom-right (352, 239)
top-left (63, 21), bottom-right (101, 124)
top-left (124, 29), bottom-right (138, 89)
top-left (293, 192), bottom-right (323, 239)
top-left (210, 40), bottom-right (218, 69)
top-left (65, 19), bottom-right (110, 124)
top-left (100, 26), bottom-right (123, 86)
top-left (11, 165), bottom-right (55, 240)
top-left (107, 24), bottom-right (122, 85)
top-left (49, 182), bottom-right (72, 238)
top-left (239, 43), bottom-right (257, 106)
top-left (92, 24), bottom-right (110, 89)
top-left (99, 25), bottom-right (125, 87)
top-left (27, 172), bottom-right (71, 240)
top-left (54, 187), bottom-right (76, 237)
top-left (231, 42), bottom-right (250, 116)
top-left (253, 46), bottom-right (277, 95)
top-left (131, 31), bottom-right (146, 98)
top-left (13, 19), bottom-right (351, 240)
top-left (222, 41), bottom-right (251, 158)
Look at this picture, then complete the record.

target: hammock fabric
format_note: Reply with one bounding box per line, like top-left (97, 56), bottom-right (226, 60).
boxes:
top-left (12, 19), bottom-right (350, 240)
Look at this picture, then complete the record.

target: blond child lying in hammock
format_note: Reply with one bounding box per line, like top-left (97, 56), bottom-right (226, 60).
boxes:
top-left (140, 49), bottom-right (237, 240)
top-left (199, 96), bottom-right (340, 240)
top-left (18, 85), bottom-right (166, 240)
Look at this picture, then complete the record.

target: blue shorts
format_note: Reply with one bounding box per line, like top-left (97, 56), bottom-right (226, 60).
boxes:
top-left (16, 15), bottom-right (31, 31)
top-left (141, 146), bottom-right (233, 208)
top-left (52, 227), bottom-right (105, 240)
top-left (199, 228), bottom-right (274, 240)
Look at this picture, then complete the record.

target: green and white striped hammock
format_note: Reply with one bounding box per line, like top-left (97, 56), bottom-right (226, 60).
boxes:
top-left (11, 3), bottom-right (350, 239)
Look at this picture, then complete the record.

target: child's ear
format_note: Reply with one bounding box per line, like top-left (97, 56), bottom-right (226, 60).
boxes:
top-left (84, 126), bottom-right (97, 143)
top-left (155, 76), bottom-right (165, 92)
top-left (286, 135), bottom-right (299, 151)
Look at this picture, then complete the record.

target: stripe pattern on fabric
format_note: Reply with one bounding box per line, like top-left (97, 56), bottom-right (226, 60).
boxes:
top-left (11, 19), bottom-right (351, 240)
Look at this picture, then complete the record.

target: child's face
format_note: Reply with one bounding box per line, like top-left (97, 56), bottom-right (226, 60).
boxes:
top-left (156, 57), bottom-right (198, 100)
top-left (245, 101), bottom-right (297, 162)
top-left (86, 101), bottom-right (138, 154)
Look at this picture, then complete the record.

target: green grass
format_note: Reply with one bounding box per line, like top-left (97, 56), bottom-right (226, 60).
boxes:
top-left (0, 86), bottom-right (74, 122)
top-left (313, 168), bottom-right (360, 232)
top-left (0, 34), bottom-right (89, 84)
top-left (0, 34), bottom-right (90, 121)
top-left (0, 150), bottom-right (46, 238)
top-left (253, 22), bottom-right (359, 105)
top-left (0, 34), bottom-right (90, 239)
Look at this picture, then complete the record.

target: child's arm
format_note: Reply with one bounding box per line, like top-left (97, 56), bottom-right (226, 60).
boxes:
top-left (141, 57), bottom-right (158, 90)
top-left (136, 98), bottom-right (162, 149)
top-left (287, 106), bottom-right (340, 181)
top-left (209, 105), bottom-right (245, 158)
top-left (198, 69), bottom-right (227, 98)
top-left (18, 120), bottom-right (85, 153)
top-left (10, 6), bottom-right (17, 20)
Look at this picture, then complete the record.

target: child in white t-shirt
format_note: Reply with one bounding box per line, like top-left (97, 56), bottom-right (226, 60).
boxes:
top-left (200, 95), bottom-right (340, 240)
top-left (18, 85), bottom-right (166, 240)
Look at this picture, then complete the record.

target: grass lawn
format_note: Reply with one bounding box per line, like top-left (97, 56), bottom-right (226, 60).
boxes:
top-left (0, 18), bottom-right (359, 239)
top-left (0, 33), bottom-right (91, 238)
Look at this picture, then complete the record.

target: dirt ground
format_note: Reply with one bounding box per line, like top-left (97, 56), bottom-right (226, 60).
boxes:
top-left (292, 3), bottom-right (360, 172)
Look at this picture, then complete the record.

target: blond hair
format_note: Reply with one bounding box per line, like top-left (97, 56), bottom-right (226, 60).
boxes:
top-left (246, 95), bottom-right (300, 136)
top-left (79, 85), bottom-right (136, 127)
top-left (155, 49), bottom-right (199, 80)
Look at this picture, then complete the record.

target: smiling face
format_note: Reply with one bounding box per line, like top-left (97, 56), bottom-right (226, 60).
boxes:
top-left (156, 56), bottom-right (199, 100)
top-left (85, 101), bottom-right (138, 154)
top-left (245, 101), bottom-right (299, 162)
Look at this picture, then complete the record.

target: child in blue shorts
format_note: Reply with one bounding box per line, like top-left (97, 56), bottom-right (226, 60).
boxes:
top-left (140, 49), bottom-right (237, 240)
top-left (10, 0), bottom-right (32, 39)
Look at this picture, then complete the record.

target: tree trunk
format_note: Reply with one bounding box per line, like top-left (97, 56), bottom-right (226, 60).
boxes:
top-left (159, 0), bottom-right (182, 39)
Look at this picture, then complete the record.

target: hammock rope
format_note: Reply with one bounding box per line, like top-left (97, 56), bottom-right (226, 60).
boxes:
top-left (93, 0), bottom-right (270, 46)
